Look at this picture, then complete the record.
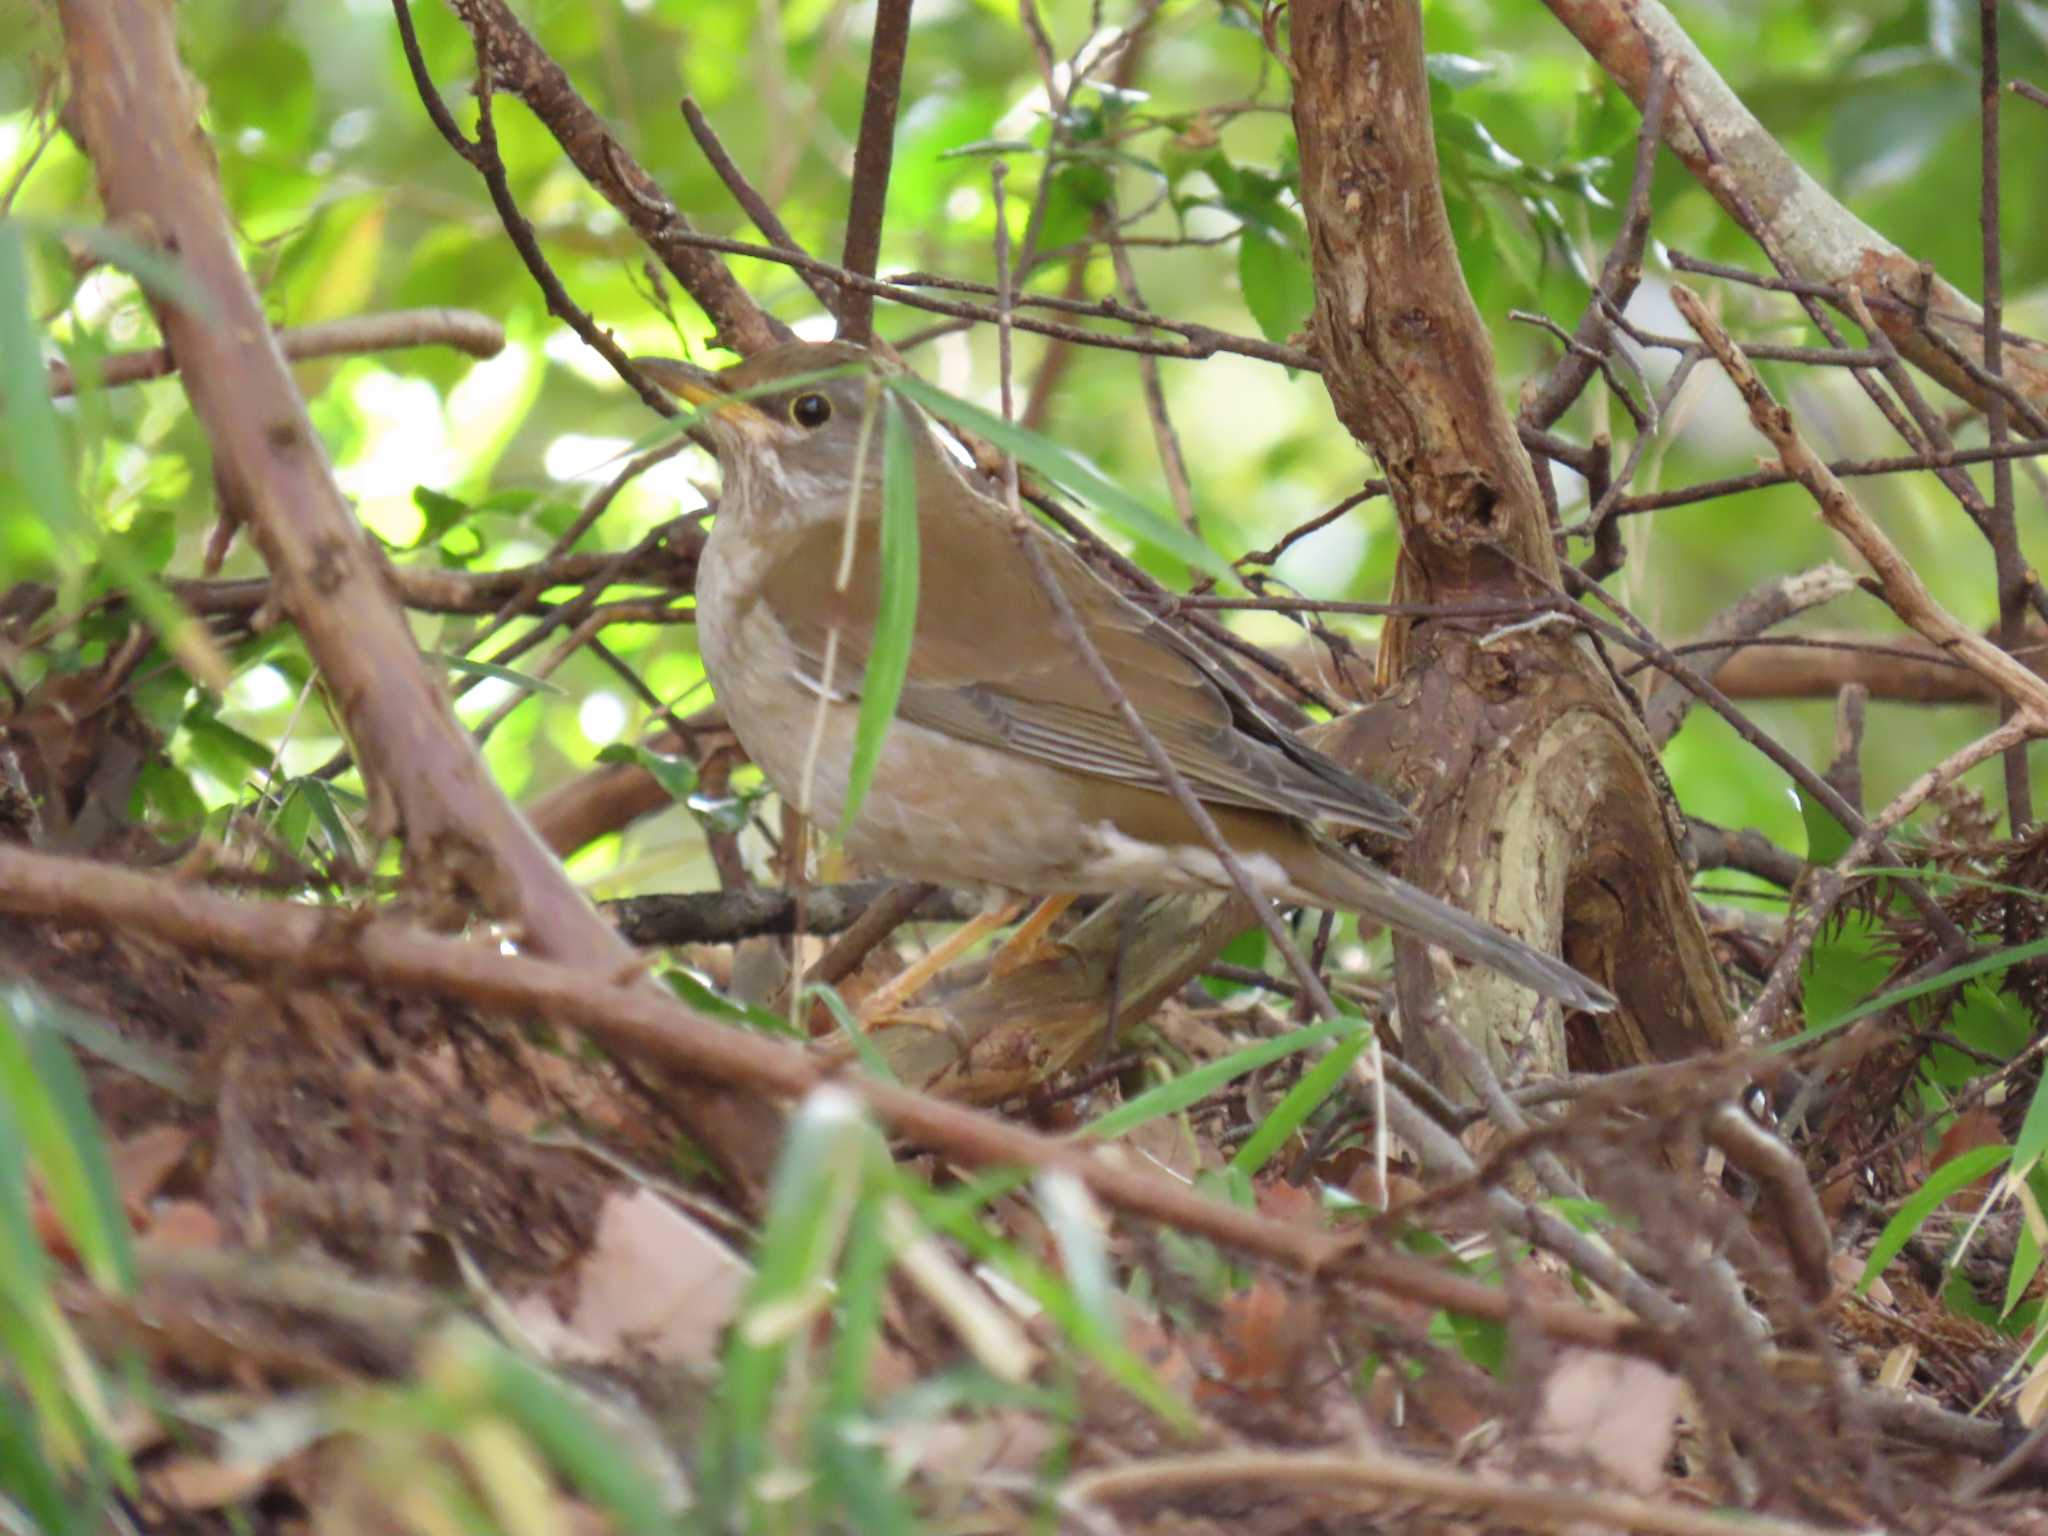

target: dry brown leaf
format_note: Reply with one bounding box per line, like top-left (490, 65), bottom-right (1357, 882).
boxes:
top-left (1529, 1348), bottom-right (1681, 1494)
top-left (110, 1125), bottom-right (195, 1209)
top-left (513, 1188), bottom-right (749, 1367)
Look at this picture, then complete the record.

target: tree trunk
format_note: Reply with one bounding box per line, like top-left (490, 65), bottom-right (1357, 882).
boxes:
top-left (1290, 0), bottom-right (1737, 1087)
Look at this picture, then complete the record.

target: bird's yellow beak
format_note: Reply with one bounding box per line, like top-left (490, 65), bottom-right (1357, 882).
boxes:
top-left (634, 356), bottom-right (774, 435)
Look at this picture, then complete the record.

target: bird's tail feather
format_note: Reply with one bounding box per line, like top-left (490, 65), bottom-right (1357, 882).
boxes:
top-left (1295, 841), bottom-right (1616, 1013)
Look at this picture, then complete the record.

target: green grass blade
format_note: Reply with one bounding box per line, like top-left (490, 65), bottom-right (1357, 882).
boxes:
top-left (887, 372), bottom-right (1234, 583)
top-left (1079, 1012), bottom-right (1365, 1143)
top-left (1858, 1144), bottom-right (2011, 1294)
top-left (841, 396), bottom-right (921, 836)
top-left (1231, 1026), bottom-right (1374, 1177)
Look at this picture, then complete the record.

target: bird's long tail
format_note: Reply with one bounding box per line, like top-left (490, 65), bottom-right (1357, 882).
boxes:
top-left (1291, 839), bottom-right (1616, 1013)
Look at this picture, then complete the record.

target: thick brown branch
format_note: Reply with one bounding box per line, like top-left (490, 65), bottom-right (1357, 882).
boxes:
top-left (0, 842), bottom-right (1656, 1362)
top-left (56, 0), bottom-right (780, 1194)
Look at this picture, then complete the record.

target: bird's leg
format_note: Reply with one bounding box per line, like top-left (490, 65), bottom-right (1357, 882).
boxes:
top-left (987, 893), bottom-right (1078, 978)
top-left (857, 895), bottom-right (1027, 1025)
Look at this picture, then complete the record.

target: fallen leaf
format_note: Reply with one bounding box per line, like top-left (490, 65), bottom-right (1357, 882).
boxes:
top-left (1530, 1349), bottom-right (1681, 1494)
top-left (514, 1188), bottom-right (750, 1367)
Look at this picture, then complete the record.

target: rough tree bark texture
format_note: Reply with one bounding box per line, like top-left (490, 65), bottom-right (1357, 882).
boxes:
top-left (1291, 0), bottom-right (1736, 1086)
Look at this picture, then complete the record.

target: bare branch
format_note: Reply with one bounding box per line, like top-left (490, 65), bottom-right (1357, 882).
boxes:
top-left (837, 0), bottom-right (914, 341)
top-left (1544, 0), bottom-right (2048, 417)
top-left (446, 0), bottom-right (788, 355)
top-left (1673, 283), bottom-right (2048, 723)
top-left (48, 308), bottom-right (505, 397)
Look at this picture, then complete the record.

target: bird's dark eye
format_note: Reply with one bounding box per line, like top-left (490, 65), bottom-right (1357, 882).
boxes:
top-left (789, 392), bottom-right (832, 428)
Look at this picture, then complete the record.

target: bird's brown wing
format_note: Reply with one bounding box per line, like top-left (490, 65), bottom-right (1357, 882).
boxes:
top-left (750, 471), bottom-right (1414, 839)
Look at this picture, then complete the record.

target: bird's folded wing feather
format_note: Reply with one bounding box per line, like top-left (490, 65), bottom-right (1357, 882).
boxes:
top-left (752, 488), bottom-right (1414, 839)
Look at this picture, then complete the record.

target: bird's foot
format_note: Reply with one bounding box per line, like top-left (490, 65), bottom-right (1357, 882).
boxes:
top-left (854, 896), bottom-right (1026, 1025)
top-left (987, 893), bottom-right (1079, 979)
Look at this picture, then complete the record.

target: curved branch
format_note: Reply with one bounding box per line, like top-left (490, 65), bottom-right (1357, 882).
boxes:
top-left (1542, 0), bottom-right (2048, 418)
top-left (1289, 0), bottom-right (1736, 1085)
top-left (56, 0), bottom-right (781, 1197)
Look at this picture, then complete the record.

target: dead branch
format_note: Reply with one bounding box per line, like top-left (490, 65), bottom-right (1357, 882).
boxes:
top-left (1673, 283), bottom-right (2048, 726)
top-left (0, 841), bottom-right (1657, 1363)
top-left (444, 0), bottom-right (786, 355)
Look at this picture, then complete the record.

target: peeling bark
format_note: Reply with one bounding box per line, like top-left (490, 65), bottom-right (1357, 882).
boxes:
top-left (1290, 0), bottom-right (1736, 1087)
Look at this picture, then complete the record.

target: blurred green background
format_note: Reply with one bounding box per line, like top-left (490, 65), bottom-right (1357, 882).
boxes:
top-left (4, 0), bottom-right (2043, 906)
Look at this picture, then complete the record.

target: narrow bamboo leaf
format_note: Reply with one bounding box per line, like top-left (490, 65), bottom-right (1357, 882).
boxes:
top-left (1036, 1170), bottom-right (1116, 1330)
top-left (805, 984), bottom-right (901, 1082)
top-left (887, 372), bottom-right (1234, 583)
top-left (706, 1088), bottom-right (881, 1517)
top-left (431, 652), bottom-right (566, 695)
top-left (0, 988), bottom-right (135, 1294)
top-left (840, 397), bottom-right (921, 836)
top-left (901, 1174), bottom-right (1195, 1432)
top-left (1231, 1026), bottom-right (1374, 1176)
top-left (1858, 1144), bottom-right (2011, 1294)
top-left (2003, 1180), bottom-right (2044, 1319)
top-left (660, 967), bottom-right (800, 1038)
top-left (2019, 1076), bottom-right (2048, 1178)
top-left (443, 1329), bottom-right (674, 1536)
top-left (290, 777), bottom-right (365, 863)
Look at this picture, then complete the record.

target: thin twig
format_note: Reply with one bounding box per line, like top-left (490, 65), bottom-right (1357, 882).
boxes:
top-left (1980, 0), bottom-right (2029, 827)
top-left (679, 96), bottom-right (838, 311)
top-left (47, 309), bottom-right (505, 396)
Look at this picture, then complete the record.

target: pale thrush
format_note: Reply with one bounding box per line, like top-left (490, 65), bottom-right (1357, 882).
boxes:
top-left (641, 341), bottom-right (1614, 1013)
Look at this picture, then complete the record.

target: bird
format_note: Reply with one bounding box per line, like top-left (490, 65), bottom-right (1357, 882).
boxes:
top-left (638, 340), bottom-right (1615, 1015)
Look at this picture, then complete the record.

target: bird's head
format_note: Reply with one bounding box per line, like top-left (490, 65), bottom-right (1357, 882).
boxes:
top-left (637, 340), bottom-right (898, 512)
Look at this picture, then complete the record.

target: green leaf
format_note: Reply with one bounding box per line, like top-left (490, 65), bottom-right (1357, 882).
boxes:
top-left (430, 652), bottom-right (565, 695)
top-left (1231, 1026), bottom-right (1374, 1177)
top-left (2003, 1203), bottom-right (2042, 1320)
top-left (705, 1089), bottom-right (883, 1520)
top-left (1787, 933), bottom-right (2048, 1049)
top-left (598, 743), bottom-right (698, 802)
top-left (841, 397), bottom-right (921, 836)
top-left (410, 486), bottom-right (475, 548)
top-left (436, 1328), bottom-right (675, 1536)
top-left (287, 777), bottom-right (365, 863)
top-left (660, 967), bottom-right (801, 1038)
top-left (2015, 1068), bottom-right (2048, 1173)
top-left (0, 225), bottom-right (226, 691)
top-left (1081, 1012), bottom-right (1366, 1143)
top-left (1238, 216), bottom-right (1315, 345)
top-left (0, 988), bottom-right (134, 1294)
top-left (887, 373), bottom-right (1233, 583)
top-left (1858, 1143), bottom-right (2011, 1293)
top-left (1798, 787), bottom-right (1854, 865)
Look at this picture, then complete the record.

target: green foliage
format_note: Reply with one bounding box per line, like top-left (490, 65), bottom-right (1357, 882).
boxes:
top-left (0, 989), bottom-right (136, 1533)
top-left (842, 392), bottom-right (921, 836)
